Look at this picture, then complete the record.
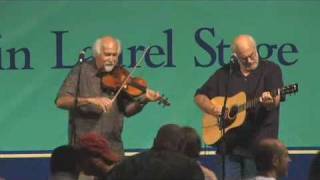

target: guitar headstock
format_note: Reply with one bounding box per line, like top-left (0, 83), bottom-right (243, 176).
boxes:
top-left (280, 83), bottom-right (299, 96)
top-left (158, 94), bottom-right (170, 107)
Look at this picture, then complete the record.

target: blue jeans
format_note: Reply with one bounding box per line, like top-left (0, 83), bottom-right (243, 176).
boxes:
top-left (216, 154), bottom-right (257, 180)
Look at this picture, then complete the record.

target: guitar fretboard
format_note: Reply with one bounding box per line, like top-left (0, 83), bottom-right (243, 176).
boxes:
top-left (237, 88), bottom-right (279, 112)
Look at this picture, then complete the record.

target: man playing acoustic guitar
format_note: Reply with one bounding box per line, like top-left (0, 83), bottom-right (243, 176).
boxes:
top-left (194, 34), bottom-right (283, 180)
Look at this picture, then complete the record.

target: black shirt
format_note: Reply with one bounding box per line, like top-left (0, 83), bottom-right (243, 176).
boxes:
top-left (104, 150), bottom-right (204, 180)
top-left (195, 60), bottom-right (283, 155)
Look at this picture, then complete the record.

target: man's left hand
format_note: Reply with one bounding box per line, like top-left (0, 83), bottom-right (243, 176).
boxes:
top-left (145, 89), bottom-right (161, 102)
top-left (260, 91), bottom-right (279, 109)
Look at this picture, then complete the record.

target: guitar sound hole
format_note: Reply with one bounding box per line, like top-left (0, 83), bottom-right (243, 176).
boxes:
top-left (227, 106), bottom-right (238, 121)
top-left (221, 106), bottom-right (238, 128)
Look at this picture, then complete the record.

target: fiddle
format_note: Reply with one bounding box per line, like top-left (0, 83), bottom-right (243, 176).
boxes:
top-left (99, 65), bottom-right (170, 107)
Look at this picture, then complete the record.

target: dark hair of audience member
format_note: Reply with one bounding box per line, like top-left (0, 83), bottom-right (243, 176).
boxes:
top-left (181, 126), bottom-right (201, 159)
top-left (152, 124), bottom-right (185, 152)
top-left (50, 145), bottom-right (78, 174)
top-left (254, 139), bottom-right (285, 172)
top-left (309, 151), bottom-right (320, 180)
top-left (75, 132), bottom-right (120, 164)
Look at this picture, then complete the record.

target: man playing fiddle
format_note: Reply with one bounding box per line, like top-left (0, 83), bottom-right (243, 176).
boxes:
top-left (55, 36), bottom-right (160, 157)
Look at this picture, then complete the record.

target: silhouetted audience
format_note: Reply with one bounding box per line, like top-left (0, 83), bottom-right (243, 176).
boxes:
top-left (103, 124), bottom-right (204, 180)
top-left (181, 126), bottom-right (217, 180)
top-left (49, 145), bottom-right (79, 180)
top-left (75, 132), bottom-right (120, 179)
top-left (151, 123), bottom-right (186, 152)
top-left (308, 151), bottom-right (320, 180)
top-left (250, 139), bottom-right (291, 180)
top-left (50, 133), bottom-right (120, 180)
top-left (49, 125), bottom-right (208, 180)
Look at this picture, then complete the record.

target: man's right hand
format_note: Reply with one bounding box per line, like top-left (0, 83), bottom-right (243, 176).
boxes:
top-left (209, 104), bottom-right (223, 117)
top-left (88, 97), bottom-right (113, 112)
top-left (195, 94), bottom-right (223, 117)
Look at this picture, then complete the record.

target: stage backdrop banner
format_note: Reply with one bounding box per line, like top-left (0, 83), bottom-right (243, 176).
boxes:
top-left (0, 1), bottom-right (319, 151)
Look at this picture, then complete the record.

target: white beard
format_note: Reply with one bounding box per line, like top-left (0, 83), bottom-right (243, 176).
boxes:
top-left (103, 64), bottom-right (115, 72)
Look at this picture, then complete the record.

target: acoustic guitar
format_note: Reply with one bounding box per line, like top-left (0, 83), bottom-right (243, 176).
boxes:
top-left (202, 83), bottom-right (298, 145)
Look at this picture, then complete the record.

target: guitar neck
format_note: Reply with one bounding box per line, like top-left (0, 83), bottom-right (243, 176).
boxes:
top-left (238, 88), bottom-right (278, 111)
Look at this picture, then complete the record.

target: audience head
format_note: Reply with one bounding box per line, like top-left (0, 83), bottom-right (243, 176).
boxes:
top-left (254, 138), bottom-right (291, 178)
top-left (309, 151), bottom-right (320, 180)
top-left (181, 126), bottom-right (201, 159)
top-left (152, 124), bottom-right (185, 152)
top-left (50, 145), bottom-right (78, 174)
top-left (75, 132), bottom-right (120, 176)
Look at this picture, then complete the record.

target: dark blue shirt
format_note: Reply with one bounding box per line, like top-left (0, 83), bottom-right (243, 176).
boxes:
top-left (196, 60), bottom-right (283, 155)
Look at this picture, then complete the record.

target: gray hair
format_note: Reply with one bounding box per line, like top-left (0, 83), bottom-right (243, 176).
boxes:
top-left (92, 37), bottom-right (122, 57)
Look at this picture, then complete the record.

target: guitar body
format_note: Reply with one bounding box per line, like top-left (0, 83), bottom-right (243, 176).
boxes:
top-left (203, 92), bottom-right (247, 145)
top-left (202, 83), bottom-right (298, 145)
